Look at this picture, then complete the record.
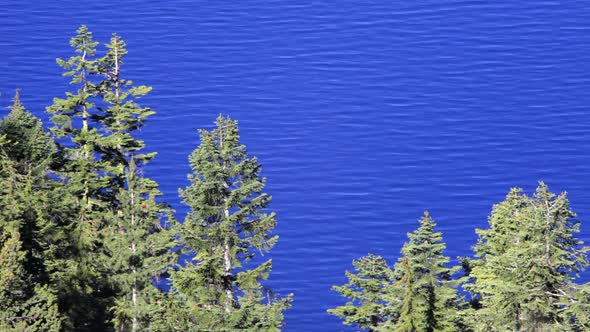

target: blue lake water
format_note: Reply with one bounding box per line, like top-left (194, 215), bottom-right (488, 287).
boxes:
top-left (1, 1), bottom-right (590, 330)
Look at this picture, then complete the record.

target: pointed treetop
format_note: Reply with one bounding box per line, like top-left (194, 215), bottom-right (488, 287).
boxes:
top-left (534, 181), bottom-right (560, 202)
top-left (419, 210), bottom-right (433, 225)
top-left (406, 211), bottom-right (440, 244)
top-left (100, 33), bottom-right (128, 72)
top-left (9, 89), bottom-right (24, 113)
top-left (70, 25), bottom-right (98, 56)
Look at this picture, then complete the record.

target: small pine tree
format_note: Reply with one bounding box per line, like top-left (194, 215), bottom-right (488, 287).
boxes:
top-left (1, 90), bottom-right (55, 173)
top-left (163, 115), bottom-right (292, 331)
top-left (328, 254), bottom-right (394, 331)
top-left (330, 212), bottom-right (461, 332)
top-left (385, 212), bottom-right (461, 332)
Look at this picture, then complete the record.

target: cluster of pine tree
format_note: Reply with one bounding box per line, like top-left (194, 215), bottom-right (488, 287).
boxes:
top-left (329, 185), bottom-right (590, 331)
top-left (0, 26), bottom-right (290, 331)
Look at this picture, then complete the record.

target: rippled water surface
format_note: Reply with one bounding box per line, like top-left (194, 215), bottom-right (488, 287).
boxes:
top-left (2, 1), bottom-right (590, 330)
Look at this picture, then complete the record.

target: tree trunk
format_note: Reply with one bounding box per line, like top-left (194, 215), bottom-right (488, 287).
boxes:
top-left (130, 187), bottom-right (138, 332)
top-left (223, 207), bottom-right (232, 312)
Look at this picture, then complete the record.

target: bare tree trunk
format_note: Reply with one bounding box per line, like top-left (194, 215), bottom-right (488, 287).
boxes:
top-left (223, 230), bottom-right (232, 312)
top-left (130, 186), bottom-right (138, 332)
top-left (81, 47), bottom-right (90, 212)
top-left (219, 119), bottom-right (233, 312)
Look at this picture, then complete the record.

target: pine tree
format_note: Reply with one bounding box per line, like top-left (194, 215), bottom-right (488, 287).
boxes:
top-left (563, 282), bottom-right (590, 330)
top-left (46, 26), bottom-right (173, 330)
top-left (46, 25), bottom-right (116, 330)
top-left (330, 212), bottom-right (462, 332)
top-left (106, 160), bottom-right (174, 332)
top-left (468, 183), bottom-right (590, 331)
top-left (161, 115), bottom-right (292, 331)
top-left (94, 34), bottom-right (175, 331)
top-left (0, 93), bottom-right (63, 331)
top-left (389, 256), bottom-right (418, 332)
top-left (1, 90), bottom-right (55, 173)
top-left (328, 254), bottom-right (394, 331)
top-left (386, 212), bottom-right (461, 332)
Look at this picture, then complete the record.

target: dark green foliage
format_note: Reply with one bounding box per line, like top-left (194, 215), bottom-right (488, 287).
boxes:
top-left (0, 94), bottom-right (63, 331)
top-left (105, 159), bottom-right (175, 332)
top-left (467, 183), bottom-right (590, 331)
top-left (46, 26), bottom-right (173, 331)
top-left (1, 90), bottom-right (55, 173)
top-left (158, 115), bottom-right (292, 331)
top-left (92, 32), bottom-right (174, 332)
top-left (46, 25), bottom-right (118, 330)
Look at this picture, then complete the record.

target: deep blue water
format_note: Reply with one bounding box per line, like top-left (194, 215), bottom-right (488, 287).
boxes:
top-left (2, 1), bottom-right (590, 330)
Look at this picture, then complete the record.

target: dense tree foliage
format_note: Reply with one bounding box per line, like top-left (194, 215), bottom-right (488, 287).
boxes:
top-left (46, 25), bottom-right (115, 330)
top-left (93, 33), bottom-right (175, 332)
top-left (328, 254), bottom-right (394, 330)
top-left (387, 212), bottom-right (463, 332)
top-left (1, 26), bottom-right (589, 331)
top-left (331, 189), bottom-right (589, 332)
top-left (1, 27), bottom-right (290, 331)
top-left (152, 116), bottom-right (292, 331)
top-left (0, 93), bottom-right (63, 331)
top-left (466, 183), bottom-right (589, 331)
top-left (329, 212), bottom-right (464, 331)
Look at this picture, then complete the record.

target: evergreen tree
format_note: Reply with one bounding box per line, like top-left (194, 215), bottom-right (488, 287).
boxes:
top-left (328, 254), bottom-right (394, 331)
top-left (330, 212), bottom-right (462, 332)
top-left (387, 212), bottom-right (461, 332)
top-left (0, 94), bottom-right (63, 331)
top-left (1, 90), bottom-right (55, 173)
top-left (468, 183), bottom-right (590, 331)
top-left (106, 159), bottom-right (174, 332)
top-left (46, 26), bottom-right (173, 330)
top-left (563, 282), bottom-right (590, 330)
top-left (160, 115), bottom-right (292, 331)
top-left (90, 33), bottom-right (174, 331)
top-left (389, 256), bottom-right (418, 332)
top-left (46, 25), bottom-right (116, 330)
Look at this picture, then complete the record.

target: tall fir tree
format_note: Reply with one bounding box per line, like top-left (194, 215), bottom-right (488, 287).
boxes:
top-left (95, 33), bottom-right (175, 331)
top-left (328, 254), bottom-right (394, 331)
top-left (467, 183), bottom-right (590, 331)
top-left (46, 25), bottom-right (116, 330)
top-left (46, 26), bottom-right (174, 330)
top-left (0, 93), bottom-right (63, 331)
top-left (157, 115), bottom-right (292, 331)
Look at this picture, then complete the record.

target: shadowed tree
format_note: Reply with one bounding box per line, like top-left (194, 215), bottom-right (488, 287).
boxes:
top-left (0, 93), bottom-right (64, 331)
top-left (46, 25), bottom-right (116, 330)
top-left (92, 33), bottom-right (175, 332)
